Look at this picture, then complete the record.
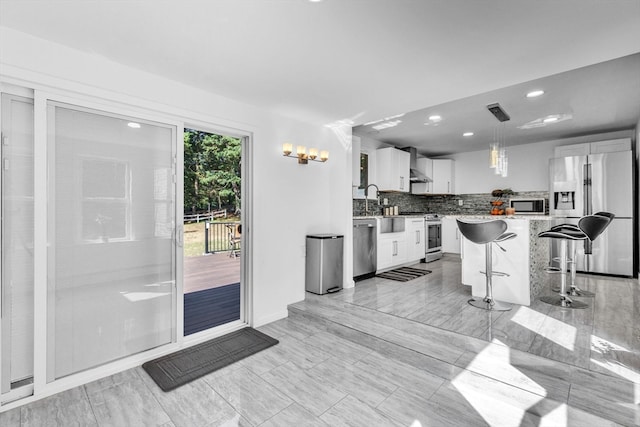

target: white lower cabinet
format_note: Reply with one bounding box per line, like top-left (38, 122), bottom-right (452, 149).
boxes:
top-left (377, 234), bottom-right (407, 271)
top-left (442, 217), bottom-right (461, 254)
top-left (406, 218), bottom-right (426, 262)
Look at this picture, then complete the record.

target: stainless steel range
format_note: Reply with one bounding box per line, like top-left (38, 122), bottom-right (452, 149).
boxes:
top-left (425, 214), bottom-right (443, 262)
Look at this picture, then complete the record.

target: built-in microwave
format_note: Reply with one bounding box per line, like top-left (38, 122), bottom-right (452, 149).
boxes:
top-left (508, 198), bottom-right (546, 215)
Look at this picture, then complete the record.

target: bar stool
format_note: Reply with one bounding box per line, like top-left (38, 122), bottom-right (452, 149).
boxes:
top-left (538, 214), bottom-right (610, 308)
top-left (457, 219), bottom-right (517, 311)
top-left (548, 212), bottom-right (614, 297)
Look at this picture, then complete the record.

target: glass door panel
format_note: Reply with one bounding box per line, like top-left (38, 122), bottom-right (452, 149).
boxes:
top-left (183, 129), bottom-right (242, 335)
top-left (47, 103), bottom-right (176, 380)
top-left (1, 94), bottom-right (35, 399)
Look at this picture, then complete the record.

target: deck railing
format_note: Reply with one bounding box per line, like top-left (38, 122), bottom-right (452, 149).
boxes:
top-left (204, 221), bottom-right (241, 254)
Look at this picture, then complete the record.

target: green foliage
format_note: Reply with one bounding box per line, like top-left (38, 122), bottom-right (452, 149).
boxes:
top-left (184, 129), bottom-right (241, 213)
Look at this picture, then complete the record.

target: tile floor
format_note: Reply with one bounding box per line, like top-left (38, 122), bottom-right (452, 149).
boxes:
top-left (0, 255), bottom-right (639, 426)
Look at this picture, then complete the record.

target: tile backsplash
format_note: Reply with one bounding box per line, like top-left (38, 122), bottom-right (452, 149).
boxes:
top-left (353, 190), bottom-right (549, 216)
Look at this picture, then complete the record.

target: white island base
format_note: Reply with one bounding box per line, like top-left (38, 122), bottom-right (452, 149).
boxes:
top-left (459, 216), bottom-right (553, 306)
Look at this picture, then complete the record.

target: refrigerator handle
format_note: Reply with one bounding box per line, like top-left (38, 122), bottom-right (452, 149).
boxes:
top-left (583, 163), bottom-right (592, 216)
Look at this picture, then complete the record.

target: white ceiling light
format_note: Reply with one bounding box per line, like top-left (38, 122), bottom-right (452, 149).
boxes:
top-left (463, 132), bottom-right (474, 137)
top-left (127, 122), bottom-right (141, 128)
top-left (372, 120), bottom-right (402, 131)
top-left (428, 115), bottom-right (441, 121)
top-left (364, 113), bottom-right (404, 127)
top-left (518, 113), bottom-right (573, 129)
top-left (526, 90), bottom-right (545, 98)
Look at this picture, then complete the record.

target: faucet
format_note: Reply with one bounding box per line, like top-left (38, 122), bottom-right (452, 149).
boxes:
top-left (364, 184), bottom-right (380, 215)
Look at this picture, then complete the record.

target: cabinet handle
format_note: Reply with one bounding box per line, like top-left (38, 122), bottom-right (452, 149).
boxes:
top-left (447, 181), bottom-right (450, 193)
top-left (393, 240), bottom-right (398, 256)
top-left (400, 176), bottom-right (404, 190)
top-left (416, 230), bottom-right (420, 244)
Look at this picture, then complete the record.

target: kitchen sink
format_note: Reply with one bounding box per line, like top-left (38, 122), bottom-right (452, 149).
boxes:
top-left (379, 217), bottom-right (405, 233)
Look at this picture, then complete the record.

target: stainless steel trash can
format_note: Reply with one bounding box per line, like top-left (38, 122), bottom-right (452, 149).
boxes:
top-left (305, 234), bottom-right (344, 294)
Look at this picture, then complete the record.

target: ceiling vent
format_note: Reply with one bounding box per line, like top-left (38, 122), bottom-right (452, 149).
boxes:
top-left (486, 103), bottom-right (511, 122)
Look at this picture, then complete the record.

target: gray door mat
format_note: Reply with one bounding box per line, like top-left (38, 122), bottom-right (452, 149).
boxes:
top-left (142, 327), bottom-right (278, 391)
top-left (376, 267), bottom-right (432, 282)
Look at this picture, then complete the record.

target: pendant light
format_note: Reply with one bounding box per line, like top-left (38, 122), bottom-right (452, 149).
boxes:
top-left (487, 103), bottom-right (510, 178)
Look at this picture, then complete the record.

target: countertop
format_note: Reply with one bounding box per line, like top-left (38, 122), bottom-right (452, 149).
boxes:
top-left (443, 214), bottom-right (562, 221)
top-left (354, 214), bottom-right (565, 221)
top-left (353, 214), bottom-right (427, 219)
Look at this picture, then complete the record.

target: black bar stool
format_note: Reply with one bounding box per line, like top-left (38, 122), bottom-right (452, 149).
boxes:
top-left (548, 212), bottom-right (614, 297)
top-left (538, 214), bottom-right (611, 308)
top-left (457, 219), bottom-right (517, 311)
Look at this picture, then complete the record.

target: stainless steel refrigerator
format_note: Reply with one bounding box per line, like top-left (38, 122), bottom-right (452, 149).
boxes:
top-left (549, 150), bottom-right (634, 276)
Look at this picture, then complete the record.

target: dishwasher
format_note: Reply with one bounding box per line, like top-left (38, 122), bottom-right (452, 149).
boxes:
top-left (353, 218), bottom-right (377, 280)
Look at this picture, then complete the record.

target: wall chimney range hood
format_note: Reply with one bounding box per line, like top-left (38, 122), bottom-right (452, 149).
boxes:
top-left (400, 146), bottom-right (430, 182)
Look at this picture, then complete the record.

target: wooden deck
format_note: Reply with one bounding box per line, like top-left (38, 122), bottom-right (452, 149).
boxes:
top-left (184, 252), bottom-right (240, 294)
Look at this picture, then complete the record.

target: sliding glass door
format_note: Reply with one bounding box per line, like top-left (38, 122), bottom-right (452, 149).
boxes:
top-left (1, 94), bottom-right (35, 401)
top-left (46, 102), bottom-right (177, 380)
top-left (0, 89), bottom-right (248, 405)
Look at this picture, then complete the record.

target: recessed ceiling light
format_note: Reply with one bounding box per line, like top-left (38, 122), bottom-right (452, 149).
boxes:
top-left (463, 132), bottom-right (474, 137)
top-left (428, 115), bottom-right (441, 121)
top-left (127, 122), bottom-right (141, 128)
top-left (526, 90), bottom-right (545, 98)
top-left (543, 117), bottom-right (559, 123)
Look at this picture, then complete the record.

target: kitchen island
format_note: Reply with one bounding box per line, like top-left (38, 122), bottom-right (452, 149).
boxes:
top-left (450, 215), bottom-right (557, 306)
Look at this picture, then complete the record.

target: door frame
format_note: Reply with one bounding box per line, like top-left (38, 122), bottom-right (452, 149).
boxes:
top-left (0, 83), bottom-right (254, 411)
top-left (180, 123), bottom-right (253, 344)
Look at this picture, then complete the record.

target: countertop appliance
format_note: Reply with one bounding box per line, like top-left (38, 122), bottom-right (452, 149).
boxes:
top-left (353, 219), bottom-right (377, 280)
top-left (305, 234), bottom-right (344, 294)
top-left (508, 198), bottom-right (545, 215)
top-left (425, 214), bottom-right (443, 262)
top-left (549, 150), bottom-right (634, 276)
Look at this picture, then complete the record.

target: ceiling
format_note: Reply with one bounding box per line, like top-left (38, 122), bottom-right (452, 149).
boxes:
top-left (1, 0), bottom-right (639, 154)
top-left (353, 53), bottom-right (640, 156)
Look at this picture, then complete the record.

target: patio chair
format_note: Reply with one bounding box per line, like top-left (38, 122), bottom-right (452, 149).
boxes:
top-left (227, 224), bottom-right (241, 258)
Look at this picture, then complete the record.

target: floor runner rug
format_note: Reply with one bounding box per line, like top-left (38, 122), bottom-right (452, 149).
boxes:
top-left (142, 327), bottom-right (278, 391)
top-left (376, 266), bottom-right (432, 282)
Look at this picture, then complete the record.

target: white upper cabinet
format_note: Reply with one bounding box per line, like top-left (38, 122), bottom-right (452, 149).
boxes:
top-left (554, 143), bottom-right (590, 157)
top-left (432, 159), bottom-right (454, 194)
top-left (412, 158), bottom-right (454, 194)
top-left (589, 138), bottom-right (631, 154)
top-left (376, 147), bottom-right (410, 192)
top-left (554, 138), bottom-right (631, 157)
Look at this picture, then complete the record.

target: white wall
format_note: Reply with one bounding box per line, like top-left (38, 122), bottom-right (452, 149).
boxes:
top-left (447, 130), bottom-right (636, 194)
top-left (0, 27), bottom-right (352, 328)
top-left (448, 140), bottom-right (556, 193)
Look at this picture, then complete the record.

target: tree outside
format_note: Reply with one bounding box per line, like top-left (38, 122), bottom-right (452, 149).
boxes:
top-left (184, 129), bottom-right (241, 215)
